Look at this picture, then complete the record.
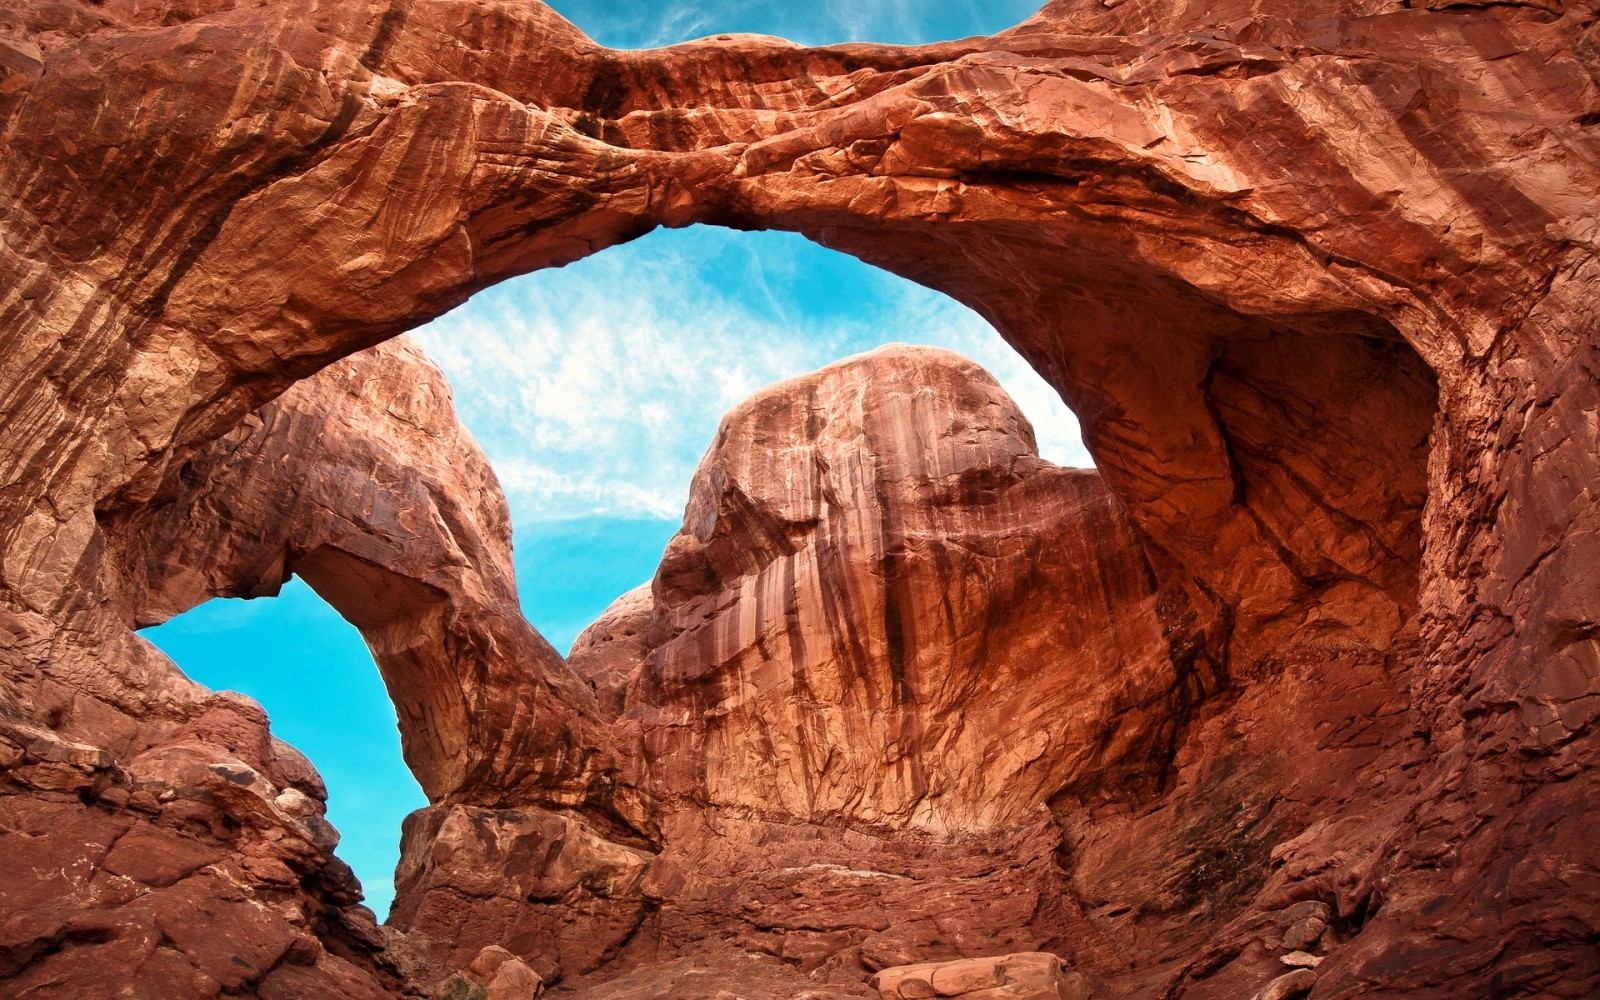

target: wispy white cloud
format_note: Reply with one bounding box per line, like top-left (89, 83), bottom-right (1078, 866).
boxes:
top-left (638, 7), bottom-right (718, 48)
top-left (413, 228), bottom-right (1091, 529)
top-left (896, 300), bottom-right (1094, 469)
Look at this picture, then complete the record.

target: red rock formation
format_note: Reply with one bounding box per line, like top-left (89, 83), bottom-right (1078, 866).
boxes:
top-left (2, 0), bottom-right (1598, 998)
top-left (574, 346), bottom-right (1182, 831)
top-left (0, 331), bottom-right (631, 997)
top-left (556, 346), bottom-right (1176, 991)
top-left (0, 341), bottom-right (491, 997)
top-left (110, 335), bottom-right (605, 804)
top-left (103, 336), bottom-right (647, 992)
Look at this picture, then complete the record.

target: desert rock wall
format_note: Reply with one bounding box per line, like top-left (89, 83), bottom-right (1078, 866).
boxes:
top-left (575, 347), bottom-right (1181, 833)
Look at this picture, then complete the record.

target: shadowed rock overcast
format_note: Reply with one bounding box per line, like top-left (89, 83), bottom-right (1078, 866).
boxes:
top-left (1, 0), bottom-right (1598, 999)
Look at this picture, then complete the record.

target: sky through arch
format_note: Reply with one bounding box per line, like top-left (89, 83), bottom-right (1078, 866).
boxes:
top-left (142, 0), bottom-right (1078, 921)
top-left (542, 0), bottom-right (1044, 49)
top-left (416, 227), bottom-right (1095, 658)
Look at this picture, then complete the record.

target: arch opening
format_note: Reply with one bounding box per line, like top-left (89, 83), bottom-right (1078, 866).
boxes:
top-left (62, 2), bottom-right (1444, 988)
top-left (140, 579), bottom-right (426, 919)
top-left (540, 0), bottom-right (1046, 51)
top-left (3, 0), bottom-right (1582, 995)
top-left (411, 225), bottom-right (1095, 655)
top-left (108, 222), bottom-right (1099, 942)
top-left (387, 206), bottom-right (1444, 987)
top-left (108, 202), bottom-right (1442, 987)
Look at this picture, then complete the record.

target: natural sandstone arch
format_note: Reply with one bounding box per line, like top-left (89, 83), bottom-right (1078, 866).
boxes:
top-left (100, 335), bottom-right (659, 987)
top-left (3, 1), bottom-right (1598, 998)
top-left (107, 336), bottom-right (625, 807)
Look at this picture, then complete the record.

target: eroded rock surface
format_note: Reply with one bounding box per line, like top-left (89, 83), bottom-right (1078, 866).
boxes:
top-left (575, 346), bottom-right (1181, 832)
top-left (108, 335), bottom-right (608, 805)
top-left (555, 347), bottom-right (1170, 989)
top-left (2, 0), bottom-right (1598, 997)
top-left (1, 334), bottom-right (631, 997)
top-left (108, 336), bottom-right (644, 993)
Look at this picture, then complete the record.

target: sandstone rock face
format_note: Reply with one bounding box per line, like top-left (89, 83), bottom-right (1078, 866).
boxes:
top-left (435, 945), bottom-right (545, 1000)
top-left (557, 348), bottom-right (1172, 986)
top-left (575, 346), bottom-right (1182, 832)
top-left (2, 333), bottom-right (625, 996)
top-left (105, 336), bottom-right (641, 990)
top-left (3, 0), bottom-right (1599, 998)
top-left (108, 335), bottom-right (607, 805)
top-left (568, 584), bottom-right (653, 721)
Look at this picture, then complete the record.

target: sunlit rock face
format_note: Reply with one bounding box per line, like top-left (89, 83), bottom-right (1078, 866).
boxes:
top-left (107, 335), bottom-right (610, 807)
top-left (3, 0), bottom-right (1599, 997)
top-left (574, 345), bottom-right (1181, 831)
top-left (555, 346), bottom-right (1193, 987)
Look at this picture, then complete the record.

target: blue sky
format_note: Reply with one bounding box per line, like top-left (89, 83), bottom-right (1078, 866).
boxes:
top-left (142, 1), bottom-right (1065, 919)
top-left (545, 0), bottom-right (1040, 48)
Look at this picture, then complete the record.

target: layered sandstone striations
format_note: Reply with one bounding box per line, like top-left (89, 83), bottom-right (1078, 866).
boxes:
top-left (869, 953), bottom-right (1090, 1000)
top-left (2, 0), bottom-right (1598, 998)
top-left (573, 346), bottom-right (1182, 831)
top-left (102, 335), bottom-right (643, 993)
top-left (0, 336), bottom-right (547, 999)
top-left (557, 347), bottom-right (1179, 988)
